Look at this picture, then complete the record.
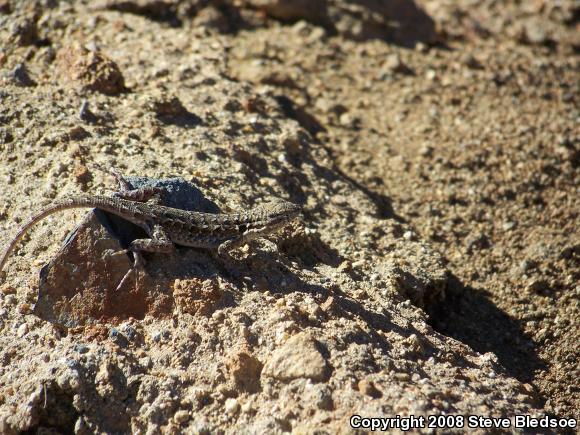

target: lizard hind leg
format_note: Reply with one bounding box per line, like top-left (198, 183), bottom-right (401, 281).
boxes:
top-left (114, 250), bottom-right (146, 292)
top-left (114, 226), bottom-right (175, 292)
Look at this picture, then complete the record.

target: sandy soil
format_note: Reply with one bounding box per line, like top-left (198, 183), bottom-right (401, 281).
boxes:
top-left (0, 0), bottom-right (577, 433)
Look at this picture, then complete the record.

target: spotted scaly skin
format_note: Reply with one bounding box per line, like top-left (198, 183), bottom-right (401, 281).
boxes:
top-left (0, 192), bottom-right (301, 288)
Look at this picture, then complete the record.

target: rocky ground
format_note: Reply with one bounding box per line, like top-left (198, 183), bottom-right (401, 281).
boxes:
top-left (0, 0), bottom-right (578, 433)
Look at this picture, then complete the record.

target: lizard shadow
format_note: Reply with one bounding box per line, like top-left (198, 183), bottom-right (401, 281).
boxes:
top-left (228, 251), bottom-right (461, 371)
top-left (259, 124), bottom-right (401, 222)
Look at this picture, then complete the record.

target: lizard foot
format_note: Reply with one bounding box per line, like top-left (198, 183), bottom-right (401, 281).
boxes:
top-left (114, 250), bottom-right (146, 292)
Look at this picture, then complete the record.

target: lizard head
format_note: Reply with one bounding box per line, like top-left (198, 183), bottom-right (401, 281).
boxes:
top-left (260, 198), bottom-right (302, 227)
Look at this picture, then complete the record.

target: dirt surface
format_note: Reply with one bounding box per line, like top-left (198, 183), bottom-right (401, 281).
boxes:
top-left (0, 0), bottom-right (578, 433)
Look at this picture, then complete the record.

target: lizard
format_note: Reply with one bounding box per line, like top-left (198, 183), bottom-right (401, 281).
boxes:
top-left (0, 168), bottom-right (301, 290)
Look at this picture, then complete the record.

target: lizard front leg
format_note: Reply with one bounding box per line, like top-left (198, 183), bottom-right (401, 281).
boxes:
top-left (93, 163), bottom-right (165, 203)
top-left (114, 224), bottom-right (174, 291)
top-left (217, 226), bottom-right (268, 257)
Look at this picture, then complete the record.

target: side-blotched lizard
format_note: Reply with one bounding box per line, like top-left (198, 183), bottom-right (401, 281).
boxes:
top-left (0, 169), bottom-right (301, 289)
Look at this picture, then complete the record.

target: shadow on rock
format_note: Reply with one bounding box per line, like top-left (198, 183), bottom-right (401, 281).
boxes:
top-left (245, 0), bottom-right (438, 46)
top-left (427, 274), bottom-right (546, 384)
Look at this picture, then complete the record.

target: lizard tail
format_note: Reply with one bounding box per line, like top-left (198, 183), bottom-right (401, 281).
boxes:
top-left (0, 195), bottom-right (122, 279)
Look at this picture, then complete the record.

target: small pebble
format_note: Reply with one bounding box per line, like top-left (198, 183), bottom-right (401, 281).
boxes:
top-left (382, 53), bottom-right (411, 75)
top-left (358, 379), bottom-right (382, 398)
top-left (393, 372), bottom-right (410, 381)
top-left (212, 310), bottom-right (225, 322)
top-left (174, 410), bottom-right (190, 424)
top-left (337, 261), bottom-right (352, 272)
top-left (224, 398), bottom-right (240, 414)
top-left (74, 344), bottom-right (89, 354)
top-left (425, 69), bottom-right (437, 81)
top-left (121, 324), bottom-right (139, 341)
top-left (502, 221), bottom-right (516, 231)
top-left (17, 323), bottom-right (29, 337)
top-left (6, 63), bottom-right (35, 86)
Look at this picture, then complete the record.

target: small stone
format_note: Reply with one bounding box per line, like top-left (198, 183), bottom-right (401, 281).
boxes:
top-left (67, 126), bottom-right (90, 141)
top-left (394, 372), bottom-right (410, 381)
top-left (403, 231), bottom-right (414, 241)
top-left (339, 112), bottom-right (352, 127)
top-left (224, 398), bottom-right (240, 414)
top-left (74, 344), bottom-right (89, 354)
top-left (462, 54), bottom-right (482, 69)
top-left (358, 379), bottom-right (382, 398)
top-left (262, 333), bottom-right (329, 382)
top-left (415, 42), bottom-right (428, 53)
top-left (1, 286), bottom-right (16, 295)
top-left (315, 98), bottom-right (334, 113)
top-left (174, 410), bottom-right (190, 424)
top-left (352, 259), bottom-right (366, 268)
top-left (527, 279), bottom-right (550, 293)
top-left (419, 145), bottom-right (434, 157)
top-left (425, 69), bottom-right (437, 81)
top-left (139, 357), bottom-right (152, 369)
top-left (337, 261), bottom-right (352, 272)
top-left (279, 130), bottom-right (306, 156)
top-left (78, 100), bottom-right (94, 122)
top-left (308, 384), bottom-right (333, 410)
top-left (502, 221), bottom-right (516, 231)
top-left (524, 21), bottom-right (547, 45)
top-left (403, 334), bottom-right (423, 353)
top-left (320, 297), bottom-right (334, 312)
top-left (6, 63), bottom-right (36, 86)
top-left (466, 233), bottom-right (490, 252)
top-left (240, 401), bottom-right (253, 413)
top-left (211, 310), bottom-right (225, 322)
top-left (226, 351), bottom-right (263, 393)
top-left (17, 323), bottom-right (29, 337)
top-left (74, 417), bottom-right (89, 434)
top-left (382, 54), bottom-right (411, 75)
top-left (57, 45), bottom-right (126, 95)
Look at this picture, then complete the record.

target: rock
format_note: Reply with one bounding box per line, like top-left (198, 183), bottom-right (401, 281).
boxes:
top-left (174, 410), bottom-right (189, 424)
top-left (4, 294), bottom-right (16, 306)
top-left (57, 45), bottom-right (126, 95)
top-left (74, 344), bottom-right (89, 354)
top-left (379, 244), bottom-right (448, 309)
top-left (226, 351), bottom-right (263, 393)
top-left (224, 398), bottom-right (240, 414)
top-left (16, 323), bottom-right (28, 337)
top-left (34, 176), bottom-right (216, 326)
top-left (192, 6), bottom-right (231, 33)
top-left (523, 20), bottom-right (549, 45)
top-left (304, 384), bottom-right (333, 410)
top-left (502, 221), bottom-right (516, 231)
top-left (358, 379), bottom-right (382, 398)
top-left (382, 53), bottom-right (412, 75)
top-left (5, 63), bottom-right (36, 87)
top-left (262, 333), bottom-right (329, 382)
top-left (337, 260), bottom-right (352, 272)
